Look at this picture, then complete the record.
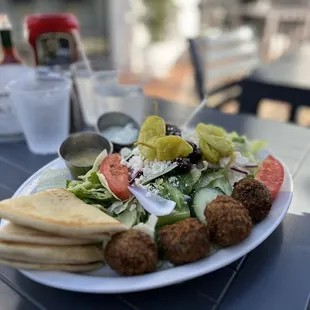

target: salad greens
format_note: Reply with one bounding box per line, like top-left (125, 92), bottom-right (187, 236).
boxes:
top-left (36, 169), bottom-right (68, 192)
top-left (67, 172), bottom-right (114, 205)
top-left (195, 170), bottom-right (231, 195)
top-left (58, 120), bottom-right (268, 229)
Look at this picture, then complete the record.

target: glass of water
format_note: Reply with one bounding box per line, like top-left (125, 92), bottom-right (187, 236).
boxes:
top-left (93, 73), bottom-right (145, 125)
top-left (6, 76), bottom-right (72, 154)
top-left (71, 60), bottom-right (117, 127)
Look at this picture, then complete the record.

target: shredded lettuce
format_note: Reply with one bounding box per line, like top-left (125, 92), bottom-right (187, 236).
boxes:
top-left (97, 171), bottom-right (121, 200)
top-left (133, 214), bottom-right (158, 238)
top-left (67, 172), bottom-right (115, 205)
top-left (229, 131), bottom-right (267, 155)
top-left (159, 182), bottom-right (188, 210)
top-left (115, 208), bottom-right (137, 227)
top-left (175, 169), bottom-right (202, 195)
top-left (107, 199), bottom-right (147, 228)
top-left (79, 150), bottom-right (108, 180)
top-left (36, 169), bottom-right (68, 192)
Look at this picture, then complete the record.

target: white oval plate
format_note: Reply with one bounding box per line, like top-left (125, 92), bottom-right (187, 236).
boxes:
top-left (1, 150), bottom-right (293, 294)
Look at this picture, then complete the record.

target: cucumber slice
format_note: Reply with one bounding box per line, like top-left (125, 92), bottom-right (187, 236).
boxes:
top-left (193, 187), bottom-right (223, 224)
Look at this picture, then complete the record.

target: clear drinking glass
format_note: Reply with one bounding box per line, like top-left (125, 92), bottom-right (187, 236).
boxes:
top-left (70, 60), bottom-right (117, 127)
top-left (6, 76), bottom-right (72, 154)
top-left (93, 73), bottom-right (145, 125)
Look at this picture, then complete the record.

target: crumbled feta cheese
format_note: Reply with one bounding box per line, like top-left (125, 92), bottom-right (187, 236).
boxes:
top-left (181, 128), bottom-right (199, 145)
top-left (168, 176), bottom-right (179, 187)
top-left (120, 147), bottom-right (132, 159)
top-left (184, 194), bottom-right (191, 201)
top-left (129, 203), bottom-right (137, 211)
top-left (142, 159), bottom-right (175, 181)
top-left (132, 147), bottom-right (140, 155)
top-left (125, 153), bottom-right (144, 175)
top-left (138, 183), bottom-right (160, 197)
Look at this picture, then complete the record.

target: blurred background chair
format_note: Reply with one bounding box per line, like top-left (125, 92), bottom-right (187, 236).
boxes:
top-left (189, 26), bottom-right (260, 112)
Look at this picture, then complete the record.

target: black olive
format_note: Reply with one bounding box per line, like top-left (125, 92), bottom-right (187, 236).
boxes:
top-left (187, 141), bottom-right (202, 164)
top-left (166, 124), bottom-right (181, 136)
top-left (174, 158), bottom-right (192, 174)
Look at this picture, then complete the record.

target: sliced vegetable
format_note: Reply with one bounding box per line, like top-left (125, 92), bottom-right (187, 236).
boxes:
top-left (156, 136), bottom-right (193, 161)
top-left (196, 123), bottom-right (234, 163)
top-left (99, 154), bottom-right (131, 200)
top-left (157, 209), bottom-right (191, 227)
top-left (256, 155), bottom-right (284, 200)
top-left (199, 139), bottom-right (221, 164)
top-left (193, 187), bottom-right (223, 224)
top-left (195, 169), bottom-right (232, 195)
top-left (138, 115), bottom-right (166, 160)
top-left (195, 170), bottom-right (225, 190)
top-left (230, 166), bottom-right (250, 175)
top-left (137, 136), bottom-right (193, 161)
top-left (128, 186), bottom-right (176, 216)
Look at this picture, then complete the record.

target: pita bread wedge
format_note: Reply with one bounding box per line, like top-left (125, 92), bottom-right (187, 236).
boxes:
top-left (0, 258), bottom-right (104, 272)
top-left (0, 222), bottom-right (102, 245)
top-left (0, 241), bottom-right (104, 264)
top-left (0, 188), bottom-right (127, 239)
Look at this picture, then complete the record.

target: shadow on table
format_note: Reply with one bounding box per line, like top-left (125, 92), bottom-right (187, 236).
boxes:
top-left (219, 212), bottom-right (310, 310)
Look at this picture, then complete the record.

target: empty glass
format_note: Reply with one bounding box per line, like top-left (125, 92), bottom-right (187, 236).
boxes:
top-left (7, 76), bottom-right (72, 154)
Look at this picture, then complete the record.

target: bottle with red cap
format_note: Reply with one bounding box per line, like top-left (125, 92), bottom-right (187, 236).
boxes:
top-left (0, 14), bottom-right (22, 64)
top-left (25, 13), bottom-right (79, 67)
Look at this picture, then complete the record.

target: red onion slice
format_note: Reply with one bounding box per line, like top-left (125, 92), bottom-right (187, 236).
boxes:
top-left (230, 166), bottom-right (250, 175)
top-left (244, 163), bottom-right (258, 168)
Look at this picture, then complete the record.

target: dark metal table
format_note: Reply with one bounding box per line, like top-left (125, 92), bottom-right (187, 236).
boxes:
top-left (0, 99), bottom-right (310, 310)
top-left (240, 44), bottom-right (310, 122)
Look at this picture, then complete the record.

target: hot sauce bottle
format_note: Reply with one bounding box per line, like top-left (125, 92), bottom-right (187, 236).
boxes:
top-left (0, 14), bottom-right (22, 64)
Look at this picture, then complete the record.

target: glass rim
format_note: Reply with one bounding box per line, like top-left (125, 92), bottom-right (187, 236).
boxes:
top-left (5, 76), bottom-right (72, 94)
top-left (70, 59), bottom-right (115, 72)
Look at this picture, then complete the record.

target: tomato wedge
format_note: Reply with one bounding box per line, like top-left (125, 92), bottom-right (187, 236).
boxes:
top-left (100, 154), bottom-right (131, 200)
top-left (256, 155), bottom-right (284, 200)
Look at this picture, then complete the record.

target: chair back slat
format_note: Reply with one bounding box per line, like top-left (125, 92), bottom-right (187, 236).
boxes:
top-left (207, 57), bottom-right (260, 81)
top-left (202, 26), bottom-right (255, 47)
top-left (205, 41), bottom-right (259, 64)
top-left (189, 26), bottom-right (259, 103)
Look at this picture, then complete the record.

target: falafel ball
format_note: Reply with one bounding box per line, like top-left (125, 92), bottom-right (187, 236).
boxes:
top-left (104, 229), bottom-right (158, 276)
top-left (232, 178), bottom-right (272, 222)
top-left (204, 196), bottom-right (252, 247)
top-left (159, 218), bottom-right (210, 265)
